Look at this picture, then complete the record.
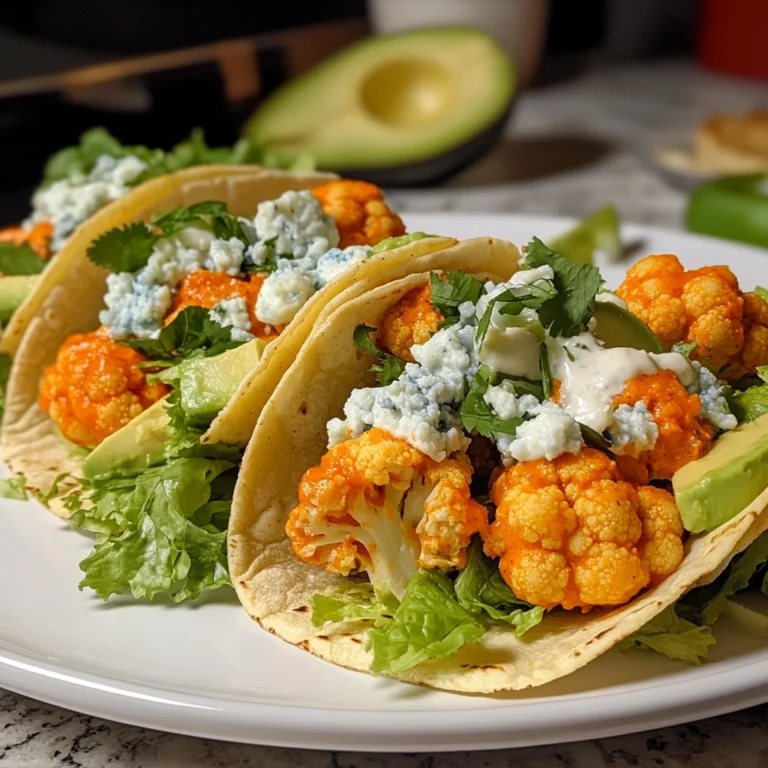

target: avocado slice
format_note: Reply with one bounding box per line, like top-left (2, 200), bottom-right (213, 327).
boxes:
top-left (243, 28), bottom-right (515, 185)
top-left (82, 339), bottom-right (265, 481)
top-left (592, 301), bottom-right (665, 353)
top-left (174, 338), bottom-right (265, 425)
top-left (0, 275), bottom-right (39, 324)
top-left (673, 414), bottom-right (768, 533)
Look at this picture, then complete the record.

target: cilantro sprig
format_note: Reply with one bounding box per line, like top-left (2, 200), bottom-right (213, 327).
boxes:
top-left (430, 271), bottom-right (484, 329)
top-left (523, 237), bottom-right (601, 337)
top-left (86, 201), bottom-right (249, 273)
top-left (119, 306), bottom-right (244, 361)
top-left (475, 280), bottom-right (555, 346)
top-left (353, 325), bottom-right (407, 386)
top-left (460, 368), bottom-right (525, 438)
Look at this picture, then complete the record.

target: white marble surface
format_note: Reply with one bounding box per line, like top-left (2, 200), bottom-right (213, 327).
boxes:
top-left (3, 59), bottom-right (768, 766)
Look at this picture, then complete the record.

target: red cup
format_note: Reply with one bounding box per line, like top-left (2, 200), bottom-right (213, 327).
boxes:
top-left (698, 0), bottom-right (768, 80)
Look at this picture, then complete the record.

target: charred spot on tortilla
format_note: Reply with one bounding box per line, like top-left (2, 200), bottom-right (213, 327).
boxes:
top-left (316, 635), bottom-right (330, 641)
top-left (298, 640), bottom-right (309, 650)
top-left (299, 402), bottom-right (308, 415)
top-left (350, 637), bottom-right (363, 644)
top-left (293, 605), bottom-right (309, 613)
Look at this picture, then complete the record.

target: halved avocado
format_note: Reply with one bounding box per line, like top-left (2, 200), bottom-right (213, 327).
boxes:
top-left (244, 27), bottom-right (516, 185)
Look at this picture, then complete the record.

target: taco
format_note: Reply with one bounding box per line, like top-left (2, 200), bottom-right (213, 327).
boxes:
top-left (1, 166), bottom-right (465, 604)
top-left (0, 127), bottom-right (309, 354)
top-left (229, 238), bottom-right (768, 692)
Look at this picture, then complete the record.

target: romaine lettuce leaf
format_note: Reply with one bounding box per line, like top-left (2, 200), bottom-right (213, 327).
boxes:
top-left (454, 538), bottom-right (545, 635)
top-left (618, 606), bottom-right (715, 665)
top-left (311, 583), bottom-right (398, 627)
top-left (69, 457), bottom-right (236, 602)
top-left (366, 570), bottom-right (485, 675)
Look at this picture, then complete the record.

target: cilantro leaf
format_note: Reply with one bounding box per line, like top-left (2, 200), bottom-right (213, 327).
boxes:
top-left (120, 306), bottom-right (243, 362)
top-left (0, 242), bottom-right (47, 275)
top-left (86, 223), bottom-right (157, 272)
top-left (461, 369), bottom-right (525, 438)
top-left (430, 271), bottom-right (484, 323)
top-left (523, 237), bottom-right (601, 337)
top-left (151, 201), bottom-right (250, 246)
top-left (353, 324), bottom-right (407, 386)
top-left (672, 341), bottom-right (697, 358)
top-left (455, 538), bottom-right (544, 635)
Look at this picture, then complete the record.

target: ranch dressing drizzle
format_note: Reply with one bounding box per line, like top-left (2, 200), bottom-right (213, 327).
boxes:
top-left (547, 333), bottom-right (696, 432)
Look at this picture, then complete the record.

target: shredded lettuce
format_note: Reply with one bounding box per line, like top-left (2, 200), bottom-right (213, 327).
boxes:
top-left (618, 606), bottom-right (715, 665)
top-left (311, 544), bottom-right (543, 675)
top-left (0, 476), bottom-right (27, 500)
top-left (69, 456), bottom-right (236, 602)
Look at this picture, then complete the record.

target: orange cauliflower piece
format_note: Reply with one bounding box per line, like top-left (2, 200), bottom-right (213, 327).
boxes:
top-left (39, 331), bottom-right (170, 448)
top-left (311, 180), bottom-right (405, 248)
top-left (484, 448), bottom-right (684, 611)
top-left (0, 220), bottom-right (53, 259)
top-left (377, 284), bottom-right (442, 362)
top-left (612, 370), bottom-right (713, 483)
top-left (616, 254), bottom-right (768, 380)
top-left (165, 270), bottom-right (281, 342)
top-left (286, 428), bottom-right (488, 598)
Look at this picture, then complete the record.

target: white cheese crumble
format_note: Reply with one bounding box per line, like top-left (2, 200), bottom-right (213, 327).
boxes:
top-left (315, 245), bottom-right (371, 287)
top-left (203, 237), bottom-right (245, 275)
top-left (498, 401), bottom-right (584, 464)
top-left (209, 297), bottom-right (254, 342)
top-left (256, 269), bottom-right (316, 326)
top-left (687, 361), bottom-right (738, 431)
top-left (27, 155), bottom-right (147, 252)
top-left (607, 402), bottom-right (659, 455)
top-left (246, 190), bottom-right (338, 267)
top-left (483, 382), bottom-right (539, 420)
top-left (327, 324), bottom-right (477, 461)
top-left (99, 273), bottom-right (172, 339)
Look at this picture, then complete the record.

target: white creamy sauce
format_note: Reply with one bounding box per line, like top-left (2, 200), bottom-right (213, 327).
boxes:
top-left (549, 333), bottom-right (694, 432)
top-left (478, 325), bottom-right (542, 380)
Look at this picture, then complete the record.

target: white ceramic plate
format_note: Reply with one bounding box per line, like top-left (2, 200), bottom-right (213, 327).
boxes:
top-left (2, 214), bottom-right (768, 752)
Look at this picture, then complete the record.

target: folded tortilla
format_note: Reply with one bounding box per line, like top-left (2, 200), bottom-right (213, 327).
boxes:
top-left (229, 257), bottom-right (768, 693)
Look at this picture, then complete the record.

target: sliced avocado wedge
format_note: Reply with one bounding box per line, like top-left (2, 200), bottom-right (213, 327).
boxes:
top-left (0, 275), bottom-right (39, 324)
top-left (83, 398), bottom-right (171, 481)
top-left (243, 28), bottom-right (515, 185)
top-left (592, 301), bottom-right (665, 354)
top-left (673, 413), bottom-right (768, 533)
top-left (175, 338), bottom-right (265, 425)
top-left (82, 339), bottom-right (265, 481)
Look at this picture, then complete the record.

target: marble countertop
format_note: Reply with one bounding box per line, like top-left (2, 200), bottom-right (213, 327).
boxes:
top-left (3, 59), bottom-right (768, 767)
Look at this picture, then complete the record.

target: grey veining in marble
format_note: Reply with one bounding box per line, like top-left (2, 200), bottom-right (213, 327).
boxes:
top-left (2, 60), bottom-right (768, 767)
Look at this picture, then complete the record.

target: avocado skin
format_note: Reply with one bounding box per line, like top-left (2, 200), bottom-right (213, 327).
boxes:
top-left (674, 416), bottom-right (768, 533)
top-left (592, 301), bottom-right (665, 354)
top-left (334, 105), bottom-right (513, 187)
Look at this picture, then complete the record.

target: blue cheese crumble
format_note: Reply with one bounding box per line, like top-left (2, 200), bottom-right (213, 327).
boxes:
top-left (27, 155), bottom-right (147, 252)
top-left (315, 246), bottom-right (371, 288)
top-left (209, 297), bottom-right (254, 342)
top-left (327, 324), bottom-right (477, 460)
top-left (99, 274), bottom-right (172, 339)
top-left (607, 402), bottom-right (659, 454)
top-left (687, 361), bottom-right (738, 431)
top-left (256, 270), bottom-right (317, 326)
top-left (247, 190), bottom-right (338, 267)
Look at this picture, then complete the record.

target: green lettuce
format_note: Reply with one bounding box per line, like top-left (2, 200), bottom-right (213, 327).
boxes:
top-left (69, 456), bottom-right (236, 602)
top-left (0, 475), bottom-right (27, 500)
top-left (618, 606), bottom-right (715, 665)
top-left (311, 545), bottom-right (543, 675)
top-left (454, 538), bottom-right (545, 635)
top-left (367, 571), bottom-right (486, 675)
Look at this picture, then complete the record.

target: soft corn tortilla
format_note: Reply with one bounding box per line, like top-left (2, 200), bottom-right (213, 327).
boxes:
top-left (229, 267), bottom-right (768, 694)
top-left (1, 165), bottom-right (463, 515)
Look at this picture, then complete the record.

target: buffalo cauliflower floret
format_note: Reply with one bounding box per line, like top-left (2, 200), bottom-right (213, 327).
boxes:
top-left (611, 369), bottom-right (714, 483)
top-left (311, 180), bottom-right (405, 249)
top-left (616, 254), bottom-right (768, 381)
top-left (378, 284), bottom-right (443, 362)
top-left (285, 428), bottom-right (488, 598)
top-left (39, 331), bottom-right (170, 448)
top-left (0, 220), bottom-right (53, 259)
top-left (483, 448), bottom-right (684, 611)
